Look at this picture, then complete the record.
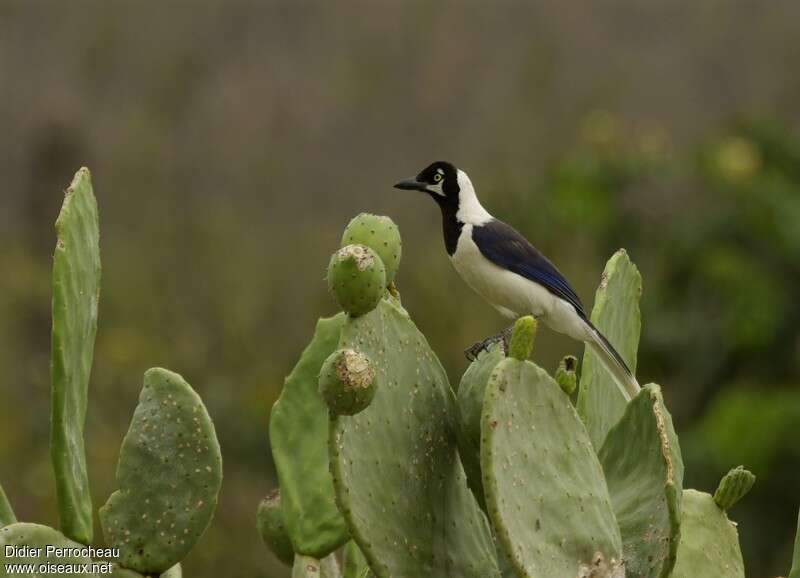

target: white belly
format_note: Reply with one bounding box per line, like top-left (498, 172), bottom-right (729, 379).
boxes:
top-left (450, 225), bottom-right (591, 341)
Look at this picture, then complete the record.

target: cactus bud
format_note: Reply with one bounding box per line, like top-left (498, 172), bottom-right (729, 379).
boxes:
top-left (257, 490), bottom-right (295, 566)
top-left (327, 244), bottom-right (386, 317)
top-left (508, 316), bottom-right (537, 361)
top-left (319, 349), bottom-right (377, 416)
top-left (713, 466), bottom-right (756, 510)
top-left (555, 355), bottom-right (578, 395)
top-left (341, 213), bottom-right (402, 285)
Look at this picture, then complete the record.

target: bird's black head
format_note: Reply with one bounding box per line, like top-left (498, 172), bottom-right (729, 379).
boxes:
top-left (394, 161), bottom-right (460, 205)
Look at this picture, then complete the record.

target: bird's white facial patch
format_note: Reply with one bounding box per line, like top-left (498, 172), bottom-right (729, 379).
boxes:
top-left (427, 181), bottom-right (445, 196)
top-left (455, 170), bottom-right (492, 225)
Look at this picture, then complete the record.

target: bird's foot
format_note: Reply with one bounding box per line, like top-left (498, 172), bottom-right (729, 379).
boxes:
top-left (464, 326), bottom-right (514, 362)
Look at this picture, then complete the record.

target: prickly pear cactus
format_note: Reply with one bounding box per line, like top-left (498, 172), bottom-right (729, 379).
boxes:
top-left (454, 343), bottom-right (504, 510)
top-left (99, 368), bottom-right (222, 575)
top-left (713, 466), bottom-right (755, 511)
top-left (269, 314), bottom-right (350, 557)
top-left (256, 490), bottom-right (295, 565)
top-left (554, 355), bottom-right (578, 395)
top-left (577, 249), bottom-right (642, 449)
top-left (50, 167), bottom-right (101, 545)
top-left (329, 298), bottom-right (500, 578)
top-left (0, 523), bottom-right (95, 578)
top-left (671, 489), bottom-right (745, 578)
top-left (0, 484), bottom-right (15, 527)
top-left (318, 349), bottom-right (377, 416)
top-left (341, 213), bottom-right (402, 286)
top-left (480, 320), bottom-right (623, 578)
top-left (328, 245), bottom-right (386, 317)
top-left (598, 384), bottom-right (683, 578)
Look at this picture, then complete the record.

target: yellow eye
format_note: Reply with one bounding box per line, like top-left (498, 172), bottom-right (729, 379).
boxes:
top-left (434, 173), bottom-right (442, 182)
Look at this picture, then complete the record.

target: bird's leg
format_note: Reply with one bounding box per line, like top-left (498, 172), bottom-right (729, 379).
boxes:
top-left (464, 325), bottom-right (515, 362)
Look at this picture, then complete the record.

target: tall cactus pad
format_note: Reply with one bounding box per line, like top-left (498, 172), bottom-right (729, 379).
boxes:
top-left (256, 490), bottom-right (295, 565)
top-left (292, 555), bottom-right (341, 578)
top-left (341, 213), bottom-right (402, 286)
top-left (598, 384), bottom-right (684, 578)
top-left (328, 245), bottom-right (386, 317)
top-left (713, 466), bottom-right (755, 510)
top-left (481, 358), bottom-right (623, 578)
top-left (50, 167), bottom-right (100, 545)
top-left (577, 249), bottom-right (642, 449)
top-left (790, 509), bottom-right (800, 578)
top-left (99, 368), bottom-right (222, 574)
top-left (270, 314), bottom-right (350, 557)
top-left (0, 484), bottom-right (16, 527)
top-left (455, 343), bottom-right (504, 510)
top-left (330, 299), bottom-right (500, 578)
top-left (671, 490), bottom-right (745, 578)
top-left (0, 523), bottom-right (95, 578)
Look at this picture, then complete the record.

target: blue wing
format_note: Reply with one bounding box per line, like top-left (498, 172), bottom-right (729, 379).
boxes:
top-left (471, 219), bottom-right (587, 318)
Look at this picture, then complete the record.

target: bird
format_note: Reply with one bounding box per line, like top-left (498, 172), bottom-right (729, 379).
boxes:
top-left (394, 160), bottom-right (640, 400)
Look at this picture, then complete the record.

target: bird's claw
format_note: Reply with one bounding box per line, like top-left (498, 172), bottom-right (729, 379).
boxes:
top-left (464, 326), bottom-right (516, 362)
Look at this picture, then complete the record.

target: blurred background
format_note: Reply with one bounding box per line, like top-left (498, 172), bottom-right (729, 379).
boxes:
top-left (2, 1), bottom-right (800, 576)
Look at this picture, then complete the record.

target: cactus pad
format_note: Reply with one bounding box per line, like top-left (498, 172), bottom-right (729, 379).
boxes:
top-left (455, 343), bottom-right (504, 510)
top-left (341, 213), bottom-right (402, 285)
top-left (599, 384), bottom-right (684, 578)
top-left (0, 523), bottom-right (95, 577)
top-left (319, 349), bottom-right (377, 416)
top-left (481, 357), bottom-right (623, 578)
top-left (713, 466), bottom-right (756, 511)
top-left (256, 490), bottom-right (295, 565)
top-left (99, 368), bottom-right (222, 574)
top-left (329, 299), bottom-right (500, 578)
top-left (0, 484), bottom-right (15, 527)
top-left (269, 313), bottom-right (350, 557)
top-left (50, 167), bottom-right (101, 545)
top-left (671, 489), bottom-right (745, 578)
top-left (328, 245), bottom-right (386, 317)
top-left (577, 249), bottom-right (642, 449)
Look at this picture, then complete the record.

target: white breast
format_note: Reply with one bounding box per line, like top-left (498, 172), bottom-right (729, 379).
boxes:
top-left (450, 224), bottom-right (592, 341)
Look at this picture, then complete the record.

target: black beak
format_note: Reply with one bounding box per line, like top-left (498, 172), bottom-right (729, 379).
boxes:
top-left (394, 178), bottom-right (428, 192)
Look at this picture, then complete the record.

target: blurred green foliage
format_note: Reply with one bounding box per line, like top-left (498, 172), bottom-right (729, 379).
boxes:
top-left (1, 3), bottom-right (799, 577)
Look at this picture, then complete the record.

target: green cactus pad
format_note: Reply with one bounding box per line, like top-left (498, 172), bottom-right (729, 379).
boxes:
top-left (577, 249), bottom-right (642, 449)
top-left (455, 343), bottom-right (504, 510)
top-left (481, 357), bottom-right (623, 578)
top-left (99, 368), bottom-right (222, 575)
top-left (292, 554), bottom-right (342, 578)
top-left (671, 489), bottom-right (745, 578)
top-left (713, 466), bottom-right (756, 511)
top-left (0, 523), bottom-right (96, 577)
top-left (555, 355), bottom-right (578, 396)
top-left (328, 245), bottom-right (386, 317)
top-left (0, 484), bottom-right (16, 527)
top-left (256, 490), bottom-right (295, 565)
top-left (330, 299), bottom-right (501, 578)
top-left (790, 509), bottom-right (800, 578)
top-left (599, 384), bottom-right (684, 578)
top-left (269, 314), bottom-right (350, 558)
top-left (508, 316), bottom-right (537, 360)
top-left (50, 167), bottom-right (100, 545)
top-left (341, 213), bottom-right (402, 286)
top-left (319, 349), bottom-right (377, 416)
top-left (343, 541), bottom-right (369, 578)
